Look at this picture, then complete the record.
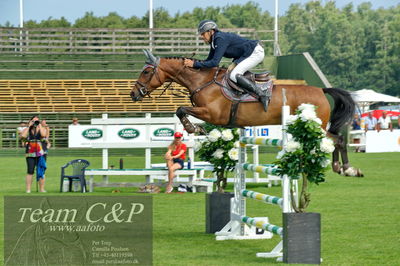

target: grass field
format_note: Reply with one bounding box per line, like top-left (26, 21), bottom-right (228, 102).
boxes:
top-left (0, 151), bottom-right (399, 265)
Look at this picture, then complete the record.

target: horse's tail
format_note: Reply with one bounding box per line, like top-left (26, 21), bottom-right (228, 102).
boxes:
top-left (323, 88), bottom-right (355, 135)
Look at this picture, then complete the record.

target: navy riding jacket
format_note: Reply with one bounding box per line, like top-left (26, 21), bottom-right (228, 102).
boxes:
top-left (193, 31), bottom-right (258, 68)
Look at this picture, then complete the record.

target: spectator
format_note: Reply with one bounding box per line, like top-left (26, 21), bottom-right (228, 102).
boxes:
top-left (17, 121), bottom-right (27, 147)
top-left (164, 132), bottom-right (187, 193)
top-left (40, 119), bottom-right (51, 157)
top-left (364, 112), bottom-right (377, 131)
top-left (377, 111), bottom-right (393, 132)
top-left (398, 117), bottom-right (400, 129)
top-left (352, 114), bottom-right (361, 130)
top-left (20, 115), bottom-right (47, 193)
top-left (71, 117), bottom-right (80, 125)
top-left (351, 114), bottom-right (362, 152)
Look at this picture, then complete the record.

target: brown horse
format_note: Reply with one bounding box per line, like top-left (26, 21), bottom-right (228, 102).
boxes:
top-left (131, 50), bottom-right (362, 176)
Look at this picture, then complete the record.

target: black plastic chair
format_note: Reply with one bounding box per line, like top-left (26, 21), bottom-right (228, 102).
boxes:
top-left (60, 159), bottom-right (90, 193)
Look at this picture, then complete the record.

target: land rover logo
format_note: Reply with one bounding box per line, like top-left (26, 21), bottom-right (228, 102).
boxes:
top-left (153, 128), bottom-right (174, 137)
top-left (82, 128), bottom-right (103, 140)
top-left (118, 128), bottom-right (140, 139)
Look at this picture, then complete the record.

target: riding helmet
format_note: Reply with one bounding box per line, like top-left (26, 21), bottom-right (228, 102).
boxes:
top-left (198, 20), bottom-right (218, 34)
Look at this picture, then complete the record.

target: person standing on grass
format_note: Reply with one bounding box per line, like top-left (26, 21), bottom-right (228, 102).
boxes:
top-left (40, 119), bottom-right (51, 158)
top-left (164, 132), bottom-right (187, 193)
top-left (351, 114), bottom-right (362, 152)
top-left (20, 115), bottom-right (47, 193)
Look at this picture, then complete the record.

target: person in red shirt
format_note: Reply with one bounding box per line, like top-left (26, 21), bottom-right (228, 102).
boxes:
top-left (164, 132), bottom-right (187, 193)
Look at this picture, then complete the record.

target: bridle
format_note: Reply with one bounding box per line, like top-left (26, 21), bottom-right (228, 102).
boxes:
top-left (134, 61), bottom-right (188, 100)
top-left (134, 64), bottom-right (162, 99)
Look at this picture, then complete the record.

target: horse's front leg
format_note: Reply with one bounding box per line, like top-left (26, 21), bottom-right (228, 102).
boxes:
top-left (176, 106), bottom-right (210, 134)
top-left (338, 140), bottom-right (364, 177)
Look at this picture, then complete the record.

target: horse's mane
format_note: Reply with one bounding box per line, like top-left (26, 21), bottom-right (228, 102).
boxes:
top-left (162, 56), bottom-right (227, 68)
top-left (161, 56), bottom-right (228, 73)
top-left (162, 56), bottom-right (187, 60)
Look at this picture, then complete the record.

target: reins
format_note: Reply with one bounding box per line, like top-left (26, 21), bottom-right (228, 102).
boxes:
top-left (136, 58), bottom-right (225, 106)
top-left (137, 61), bottom-right (190, 99)
top-left (158, 63), bottom-right (189, 98)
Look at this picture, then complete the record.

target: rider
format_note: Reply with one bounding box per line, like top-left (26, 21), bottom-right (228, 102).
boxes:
top-left (184, 20), bottom-right (267, 111)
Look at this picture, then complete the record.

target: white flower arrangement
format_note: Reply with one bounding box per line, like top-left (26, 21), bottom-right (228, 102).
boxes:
top-left (286, 115), bottom-right (298, 125)
top-left (275, 103), bottom-right (335, 212)
top-left (320, 137), bottom-right (335, 153)
top-left (298, 103), bottom-right (315, 112)
top-left (320, 158), bottom-right (331, 168)
top-left (193, 140), bottom-right (203, 152)
top-left (221, 129), bottom-right (234, 141)
top-left (234, 140), bottom-right (240, 148)
top-left (276, 104), bottom-right (333, 184)
top-left (285, 140), bottom-right (301, 153)
top-left (212, 148), bottom-right (224, 159)
top-left (196, 126), bottom-right (240, 192)
top-left (208, 128), bottom-right (222, 142)
top-left (228, 148), bottom-right (239, 161)
top-left (299, 108), bottom-right (318, 122)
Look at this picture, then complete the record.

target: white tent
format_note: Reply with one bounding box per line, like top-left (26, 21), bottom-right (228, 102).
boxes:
top-left (351, 89), bottom-right (400, 112)
top-left (351, 89), bottom-right (400, 103)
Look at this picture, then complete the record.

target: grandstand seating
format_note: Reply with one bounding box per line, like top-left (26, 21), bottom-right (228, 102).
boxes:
top-left (0, 79), bottom-right (306, 113)
top-left (0, 79), bottom-right (191, 113)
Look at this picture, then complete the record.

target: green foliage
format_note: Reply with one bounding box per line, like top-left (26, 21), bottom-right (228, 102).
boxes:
top-left (281, 2), bottom-right (400, 95)
top-left (196, 127), bottom-right (239, 173)
top-left (275, 104), bottom-right (333, 185)
top-left (275, 104), bottom-right (336, 212)
top-left (195, 126), bottom-right (239, 191)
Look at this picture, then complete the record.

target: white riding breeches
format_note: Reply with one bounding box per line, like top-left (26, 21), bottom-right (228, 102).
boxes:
top-left (230, 44), bottom-right (265, 82)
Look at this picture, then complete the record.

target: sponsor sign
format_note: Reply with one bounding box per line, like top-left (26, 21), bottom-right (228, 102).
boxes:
top-left (69, 124), bottom-right (188, 147)
top-left (82, 128), bottom-right (103, 140)
top-left (245, 125), bottom-right (283, 139)
top-left (153, 127), bottom-right (174, 137)
top-left (118, 128), bottom-right (140, 139)
top-left (365, 129), bottom-right (400, 152)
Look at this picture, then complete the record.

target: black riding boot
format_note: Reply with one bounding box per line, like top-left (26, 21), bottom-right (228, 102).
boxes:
top-left (236, 74), bottom-right (268, 112)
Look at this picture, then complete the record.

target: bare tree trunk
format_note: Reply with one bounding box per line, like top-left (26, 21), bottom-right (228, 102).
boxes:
top-left (298, 174), bottom-right (310, 212)
top-left (216, 171), bottom-right (226, 193)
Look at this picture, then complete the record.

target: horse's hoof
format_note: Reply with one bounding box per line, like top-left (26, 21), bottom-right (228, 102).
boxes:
top-left (343, 167), bottom-right (364, 177)
top-left (183, 124), bottom-right (196, 134)
top-left (355, 168), bottom-right (364, 177)
top-left (332, 161), bottom-right (342, 174)
top-left (195, 125), bottom-right (207, 135)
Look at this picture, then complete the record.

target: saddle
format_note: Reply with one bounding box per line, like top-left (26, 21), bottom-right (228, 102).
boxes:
top-left (222, 71), bottom-right (273, 103)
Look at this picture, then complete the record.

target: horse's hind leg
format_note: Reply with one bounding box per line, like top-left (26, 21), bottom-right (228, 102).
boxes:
top-left (332, 135), bottom-right (343, 174)
top-left (176, 106), bottom-right (208, 134)
top-left (331, 134), bottom-right (364, 177)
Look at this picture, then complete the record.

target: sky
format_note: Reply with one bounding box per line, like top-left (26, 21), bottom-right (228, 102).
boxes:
top-left (0, 0), bottom-right (399, 27)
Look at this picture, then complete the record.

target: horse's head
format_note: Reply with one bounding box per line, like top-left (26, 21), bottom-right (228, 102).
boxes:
top-left (131, 49), bottom-right (164, 102)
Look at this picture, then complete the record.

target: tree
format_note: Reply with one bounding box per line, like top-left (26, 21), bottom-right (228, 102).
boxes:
top-left (73, 12), bottom-right (103, 28)
top-left (100, 12), bottom-right (125, 28)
